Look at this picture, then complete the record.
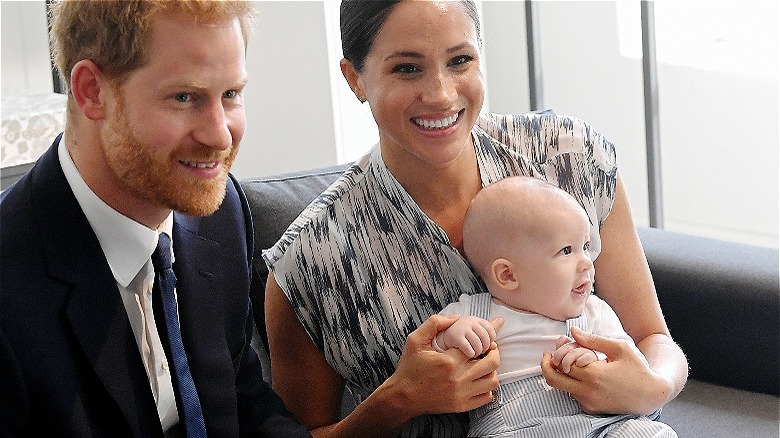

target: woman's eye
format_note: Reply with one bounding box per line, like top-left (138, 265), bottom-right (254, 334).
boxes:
top-left (449, 55), bottom-right (474, 67)
top-left (561, 246), bottom-right (573, 255)
top-left (392, 64), bottom-right (421, 74)
top-left (174, 93), bottom-right (191, 103)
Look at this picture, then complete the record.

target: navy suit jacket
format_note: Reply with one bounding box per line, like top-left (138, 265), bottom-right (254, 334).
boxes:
top-left (0, 136), bottom-right (310, 437)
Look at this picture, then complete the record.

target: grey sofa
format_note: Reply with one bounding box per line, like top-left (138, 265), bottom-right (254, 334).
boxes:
top-left (241, 165), bottom-right (780, 437)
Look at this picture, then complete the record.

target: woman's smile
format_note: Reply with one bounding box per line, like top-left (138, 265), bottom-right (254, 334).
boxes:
top-left (412, 111), bottom-right (461, 130)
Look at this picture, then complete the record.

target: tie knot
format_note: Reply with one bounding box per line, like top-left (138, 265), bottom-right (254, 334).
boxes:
top-left (152, 232), bottom-right (173, 271)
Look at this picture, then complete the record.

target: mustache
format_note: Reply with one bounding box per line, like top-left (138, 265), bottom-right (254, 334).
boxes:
top-left (176, 143), bottom-right (237, 163)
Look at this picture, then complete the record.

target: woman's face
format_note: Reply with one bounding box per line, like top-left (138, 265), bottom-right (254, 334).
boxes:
top-left (346, 0), bottom-right (485, 171)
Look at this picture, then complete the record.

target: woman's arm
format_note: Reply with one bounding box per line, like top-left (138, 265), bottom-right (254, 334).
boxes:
top-left (541, 172), bottom-right (688, 415)
top-left (265, 273), bottom-right (344, 429)
top-left (265, 273), bottom-right (501, 437)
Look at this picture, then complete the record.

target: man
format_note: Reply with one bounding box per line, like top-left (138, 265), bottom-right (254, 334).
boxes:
top-left (0, 1), bottom-right (309, 436)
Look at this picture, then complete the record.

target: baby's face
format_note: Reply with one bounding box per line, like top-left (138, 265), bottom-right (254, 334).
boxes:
top-left (499, 208), bottom-right (595, 321)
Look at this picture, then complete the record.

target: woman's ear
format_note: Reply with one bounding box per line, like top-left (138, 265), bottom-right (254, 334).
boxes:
top-left (340, 58), bottom-right (366, 103)
top-left (491, 258), bottom-right (519, 291)
top-left (70, 59), bottom-right (109, 121)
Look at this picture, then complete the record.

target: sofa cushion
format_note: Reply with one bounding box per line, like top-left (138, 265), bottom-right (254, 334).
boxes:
top-left (661, 379), bottom-right (778, 437)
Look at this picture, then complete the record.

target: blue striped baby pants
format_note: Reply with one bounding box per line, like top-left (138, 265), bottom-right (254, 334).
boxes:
top-left (466, 294), bottom-right (676, 438)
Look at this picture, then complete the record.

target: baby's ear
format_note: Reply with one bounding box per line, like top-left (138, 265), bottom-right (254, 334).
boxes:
top-left (491, 258), bottom-right (518, 290)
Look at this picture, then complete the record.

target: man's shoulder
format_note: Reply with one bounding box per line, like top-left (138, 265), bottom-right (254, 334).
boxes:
top-left (1, 169), bottom-right (40, 250)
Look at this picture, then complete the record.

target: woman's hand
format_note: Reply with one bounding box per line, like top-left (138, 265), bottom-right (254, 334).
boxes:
top-left (380, 314), bottom-right (502, 419)
top-left (541, 327), bottom-right (673, 416)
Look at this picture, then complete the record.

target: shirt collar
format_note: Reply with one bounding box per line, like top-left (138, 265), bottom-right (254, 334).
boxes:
top-left (58, 137), bottom-right (174, 287)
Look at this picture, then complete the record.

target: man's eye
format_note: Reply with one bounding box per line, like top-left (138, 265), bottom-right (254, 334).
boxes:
top-left (224, 90), bottom-right (237, 99)
top-left (561, 246), bottom-right (572, 255)
top-left (174, 93), bottom-right (191, 103)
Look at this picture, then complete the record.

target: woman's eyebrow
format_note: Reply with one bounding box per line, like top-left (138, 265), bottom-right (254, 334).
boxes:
top-left (383, 42), bottom-right (475, 62)
top-left (384, 51), bottom-right (423, 62)
top-left (446, 42), bottom-right (472, 54)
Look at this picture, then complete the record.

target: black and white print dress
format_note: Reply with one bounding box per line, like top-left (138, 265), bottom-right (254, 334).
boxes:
top-left (263, 112), bottom-right (618, 437)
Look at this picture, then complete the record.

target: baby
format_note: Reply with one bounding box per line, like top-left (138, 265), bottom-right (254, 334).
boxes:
top-left (435, 176), bottom-right (676, 437)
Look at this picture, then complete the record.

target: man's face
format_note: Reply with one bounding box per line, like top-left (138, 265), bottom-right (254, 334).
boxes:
top-left (101, 11), bottom-right (248, 217)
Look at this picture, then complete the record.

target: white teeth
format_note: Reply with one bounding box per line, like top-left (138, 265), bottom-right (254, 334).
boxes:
top-left (413, 113), bottom-right (459, 129)
top-left (181, 160), bottom-right (217, 169)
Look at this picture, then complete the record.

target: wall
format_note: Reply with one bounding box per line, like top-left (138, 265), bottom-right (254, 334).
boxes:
top-left (534, 1), bottom-right (778, 247)
top-left (2, 1), bottom-right (777, 248)
top-left (231, 1), bottom-right (338, 179)
top-left (1, 1), bottom-right (52, 94)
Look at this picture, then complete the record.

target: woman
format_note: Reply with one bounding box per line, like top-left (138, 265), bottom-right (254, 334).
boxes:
top-left (264, 1), bottom-right (688, 436)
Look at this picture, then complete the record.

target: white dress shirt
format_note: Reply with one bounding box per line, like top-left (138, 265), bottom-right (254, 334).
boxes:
top-left (58, 137), bottom-right (179, 431)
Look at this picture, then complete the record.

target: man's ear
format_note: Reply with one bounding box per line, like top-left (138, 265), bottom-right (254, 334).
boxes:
top-left (70, 59), bottom-right (110, 121)
top-left (340, 58), bottom-right (366, 103)
top-left (491, 258), bottom-right (519, 291)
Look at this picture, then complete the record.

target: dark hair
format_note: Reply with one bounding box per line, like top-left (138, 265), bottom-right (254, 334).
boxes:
top-left (340, 0), bottom-right (481, 73)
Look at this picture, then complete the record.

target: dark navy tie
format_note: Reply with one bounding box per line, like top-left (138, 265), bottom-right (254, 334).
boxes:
top-left (152, 232), bottom-right (207, 437)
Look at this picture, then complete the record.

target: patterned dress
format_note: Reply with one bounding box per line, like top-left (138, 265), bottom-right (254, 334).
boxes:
top-left (263, 112), bottom-right (618, 437)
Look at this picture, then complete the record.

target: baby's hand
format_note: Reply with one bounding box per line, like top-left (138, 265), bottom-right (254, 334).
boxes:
top-left (433, 315), bottom-right (498, 358)
top-left (551, 335), bottom-right (600, 374)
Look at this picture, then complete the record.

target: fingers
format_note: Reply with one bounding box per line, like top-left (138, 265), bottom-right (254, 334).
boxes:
top-left (468, 349), bottom-right (501, 393)
top-left (559, 348), bottom-right (599, 373)
top-left (570, 327), bottom-right (622, 358)
top-left (575, 351), bottom-right (598, 367)
top-left (456, 336), bottom-right (478, 358)
top-left (559, 351), bottom-right (577, 374)
top-left (410, 314), bottom-right (459, 346)
top-left (541, 350), bottom-right (566, 383)
top-left (447, 317), bottom-right (498, 358)
top-left (552, 340), bottom-right (577, 366)
top-left (436, 346), bottom-right (500, 412)
top-left (541, 350), bottom-right (587, 398)
top-left (555, 335), bottom-right (574, 349)
top-left (459, 346), bottom-right (500, 380)
top-left (474, 319), bottom-right (497, 356)
top-left (467, 391), bottom-right (496, 411)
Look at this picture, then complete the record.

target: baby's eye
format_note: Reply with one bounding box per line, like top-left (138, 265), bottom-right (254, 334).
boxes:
top-left (174, 93), bottom-right (191, 103)
top-left (560, 246), bottom-right (572, 255)
top-left (583, 241), bottom-right (591, 252)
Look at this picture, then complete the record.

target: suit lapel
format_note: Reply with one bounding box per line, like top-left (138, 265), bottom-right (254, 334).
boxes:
top-left (31, 142), bottom-right (161, 436)
top-left (172, 215), bottom-right (236, 431)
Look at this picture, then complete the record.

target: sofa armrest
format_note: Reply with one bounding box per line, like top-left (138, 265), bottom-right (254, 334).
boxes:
top-left (637, 227), bottom-right (779, 395)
